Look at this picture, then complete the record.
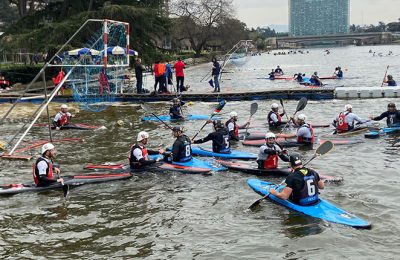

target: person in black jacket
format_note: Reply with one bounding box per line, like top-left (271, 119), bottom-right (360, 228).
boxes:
top-left (135, 58), bottom-right (146, 93)
top-left (211, 57), bottom-right (221, 93)
top-left (171, 126), bottom-right (192, 162)
top-left (169, 98), bottom-right (185, 120)
top-left (193, 120), bottom-right (230, 153)
top-left (369, 103), bottom-right (400, 127)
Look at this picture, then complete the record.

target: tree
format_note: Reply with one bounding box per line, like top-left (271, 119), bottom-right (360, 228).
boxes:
top-left (170, 0), bottom-right (234, 57)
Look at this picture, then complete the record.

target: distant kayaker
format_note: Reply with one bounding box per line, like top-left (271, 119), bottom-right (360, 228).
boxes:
top-left (332, 104), bottom-right (368, 133)
top-left (33, 143), bottom-right (63, 187)
top-left (286, 114), bottom-right (315, 146)
top-left (293, 73), bottom-right (304, 82)
top-left (310, 72), bottom-right (323, 86)
top-left (267, 103), bottom-right (287, 129)
top-left (53, 104), bottom-right (75, 130)
top-left (274, 66), bottom-right (284, 75)
top-left (171, 126), bottom-right (192, 162)
top-left (169, 98), bottom-right (185, 120)
top-left (369, 103), bottom-right (400, 127)
top-left (129, 131), bottom-right (165, 171)
top-left (385, 75), bottom-right (397, 86)
top-left (193, 120), bottom-right (230, 154)
top-left (225, 111), bottom-right (250, 142)
top-left (211, 57), bottom-right (221, 93)
top-left (268, 69), bottom-right (276, 80)
top-left (257, 132), bottom-right (289, 169)
top-left (334, 67), bottom-right (343, 78)
top-left (269, 154), bottom-right (325, 206)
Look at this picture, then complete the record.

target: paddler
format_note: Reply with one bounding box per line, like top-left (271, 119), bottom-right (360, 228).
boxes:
top-left (33, 143), bottom-right (63, 187)
top-left (385, 75), bottom-right (397, 86)
top-left (193, 120), bottom-right (231, 154)
top-left (267, 103), bottom-right (287, 129)
top-left (53, 104), bottom-right (75, 130)
top-left (170, 126), bottom-right (192, 162)
top-left (310, 72), bottom-right (323, 86)
top-left (334, 66), bottom-right (343, 78)
top-left (257, 132), bottom-right (289, 169)
top-left (369, 103), bottom-right (400, 127)
top-left (274, 65), bottom-right (284, 75)
top-left (129, 131), bottom-right (165, 171)
top-left (269, 154), bottom-right (324, 206)
top-left (286, 114), bottom-right (315, 146)
top-left (332, 104), bottom-right (368, 133)
top-left (268, 69), bottom-right (276, 80)
top-left (293, 73), bottom-right (304, 82)
top-left (225, 111), bottom-right (250, 142)
top-left (169, 98), bottom-right (185, 120)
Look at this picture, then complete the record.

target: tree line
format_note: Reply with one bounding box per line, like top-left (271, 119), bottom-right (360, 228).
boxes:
top-left (350, 19), bottom-right (400, 33)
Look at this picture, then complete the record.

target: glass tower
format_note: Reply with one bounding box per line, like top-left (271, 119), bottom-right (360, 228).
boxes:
top-left (289, 0), bottom-right (349, 36)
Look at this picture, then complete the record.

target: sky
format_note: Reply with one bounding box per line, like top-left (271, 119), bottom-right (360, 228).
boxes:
top-left (233, 0), bottom-right (400, 29)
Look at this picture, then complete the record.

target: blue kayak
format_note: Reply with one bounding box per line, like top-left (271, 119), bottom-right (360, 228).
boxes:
top-left (142, 114), bottom-right (219, 121)
top-left (364, 126), bottom-right (400, 139)
top-left (191, 146), bottom-right (257, 160)
top-left (247, 178), bottom-right (371, 229)
top-left (149, 155), bottom-right (226, 172)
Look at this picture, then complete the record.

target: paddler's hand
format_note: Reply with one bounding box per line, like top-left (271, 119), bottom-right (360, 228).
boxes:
top-left (368, 115), bottom-right (374, 120)
top-left (159, 148), bottom-right (165, 154)
top-left (53, 167), bottom-right (61, 175)
top-left (56, 177), bottom-right (64, 183)
top-left (206, 119), bottom-right (213, 124)
top-left (269, 188), bottom-right (278, 196)
top-left (56, 127), bottom-right (61, 130)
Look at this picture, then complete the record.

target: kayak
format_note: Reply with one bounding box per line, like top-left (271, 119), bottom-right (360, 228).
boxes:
top-left (216, 160), bottom-right (343, 183)
top-left (242, 138), bottom-right (363, 147)
top-left (335, 126), bottom-right (369, 136)
top-left (240, 123), bottom-right (330, 130)
top-left (34, 123), bottom-right (102, 130)
top-left (0, 173), bottom-right (132, 195)
top-left (142, 114), bottom-right (219, 121)
top-left (191, 146), bottom-right (257, 160)
top-left (364, 126), bottom-right (400, 139)
top-left (247, 178), bottom-right (371, 229)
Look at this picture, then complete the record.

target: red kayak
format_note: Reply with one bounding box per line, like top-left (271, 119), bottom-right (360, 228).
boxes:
top-left (33, 123), bottom-right (102, 130)
top-left (243, 137), bottom-right (364, 147)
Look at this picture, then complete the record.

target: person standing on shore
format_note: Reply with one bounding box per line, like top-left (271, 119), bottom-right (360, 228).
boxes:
top-left (135, 58), bottom-right (146, 94)
top-left (211, 57), bottom-right (221, 93)
top-left (174, 57), bottom-right (186, 93)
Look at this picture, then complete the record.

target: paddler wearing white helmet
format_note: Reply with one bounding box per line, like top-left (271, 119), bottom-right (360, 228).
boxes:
top-left (225, 111), bottom-right (250, 142)
top-left (256, 132), bottom-right (289, 169)
top-left (286, 114), bottom-right (315, 146)
top-left (53, 104), bottom-right (75, 130)
top-left (333, 104), bottom-right (368, 133)
top-left (129, 131), bottom-right (165, 171)
top-left (33, 143), bottom-right (63, 186)
top-left (267, 102), bottom-right (287, 128)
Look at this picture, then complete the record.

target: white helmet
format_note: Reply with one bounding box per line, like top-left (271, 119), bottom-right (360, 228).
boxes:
top-left (297, 114), bottom-right (307, 121)
top-left (345, 104), bottom-right (352, 111)
top-left (41, 143), bottom-right (55, 155)
top-left (230, 111), bottom-right (238, 118)
top-left (137, 131), bottom-right (149, 141)
top-left (61, 104), bottom-right (68, 109)
top-left (271, 103), bottom-right (279, 109)
top-left (265, 132), bottom-right (276, 139)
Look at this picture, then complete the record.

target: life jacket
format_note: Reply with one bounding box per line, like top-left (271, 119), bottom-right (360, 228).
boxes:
top-left (157, 63), bottom-right (166, 76)
top-left (387, 111), bottom-right (400, 126)
top-left (337, 112), bottom-right (349, 132)
top-left (56, 112), bottom-right (70, 127)
top-left (174, 135), bottom-right (192, 162)
top-left (213, 128), bottom-right (230, 153)
top-left (225, 119), bottom-right (239, 139)
top-left (267, 111), bottom-right (281, 127)
top-left (32, 157), bottom-right (53, 185)
top-left (291, 168), bottom-right (319, 206)
top-left (257, 144), bottom-right (280, 169)
top-left (297, 123), bottom-right (314, 144)
top-left (129, 144), bottom-right (149, 168)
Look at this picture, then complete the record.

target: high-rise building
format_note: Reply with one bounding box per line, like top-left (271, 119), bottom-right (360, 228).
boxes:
top-left (289, 0), bottom-right (349, 36)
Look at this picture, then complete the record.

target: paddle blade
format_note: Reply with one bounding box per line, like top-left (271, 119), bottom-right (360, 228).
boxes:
top-left (214, 100), bottom-right (226, 113)
top-left (295, 97), bottom-right (308, 113)
top-left (250, 102), bottom-right (258, 116)
top-left (140, 103), bottom-right (150, 113)
top-left (315, 140), bottom-right (334, 156)
top-left (249, 195), bottom-right (267, 210)
top-left (279, 98), bottom-right (284, 108)
top-left (63, 184), bottom-right (70, 198)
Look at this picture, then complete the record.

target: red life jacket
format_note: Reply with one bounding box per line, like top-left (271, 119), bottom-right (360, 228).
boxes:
top-left (225, 119), bottom-right (239, 138)
top-left (57, 112), bottom-right (69, 126)
top-left (129, 144), bottom-right (149, 161)
top-left (297, 124), bottom-right (314, 144)
top-left (264, 154), bottom-right (278, 169)
top-left (337, 112), bottom-right (349, 132)
top-left (267, 111), bottom-right (281, 126)
top-left (32, 158), bottom-right (54, 185)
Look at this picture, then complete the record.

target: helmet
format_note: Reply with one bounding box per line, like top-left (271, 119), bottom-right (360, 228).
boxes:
top-left (313, 71), bottom-right (318, 75)
top-left (387, 75), bottom-right (393, 79)
top-left (60, 104), bottom-right (68, 109)
top-left (41, 143), bottom-right (55, 155)
top-left (229, 111), bottom-right (238, 118)
top-left (345, 104), bottom-right (352, 111)
top-left (172, 126), bottom-right (184, 132)
top-left (289, 154), bottom-right (303, 167)
top-left (388, 103), bottom-right (396, 108)
top-left (213, 120), bottom-right (224, 129)
top-left (271, 103), bottom-right (279, 109)
top-left (137, 131), bottom-right (149, 141)
top-left (297, 114), bottom-right (307, 121)
top-left (265, 132), bottom-right (276, 139)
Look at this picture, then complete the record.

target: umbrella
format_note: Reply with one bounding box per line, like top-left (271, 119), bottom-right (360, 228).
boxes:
top-left (67, 47), bottom-right (100, 56)
top-left (106, 46), bottom-right (138, 56)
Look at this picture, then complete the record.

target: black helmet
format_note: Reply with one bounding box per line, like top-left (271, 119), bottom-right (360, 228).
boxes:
top-left (388, 103), bottom-right (396, 108)
top-left (213, 120), bottom-right (224, 129)
top-left (172, 126), bottom-right (184, 132)
top-left (289, 154), bottom-right (303, 167)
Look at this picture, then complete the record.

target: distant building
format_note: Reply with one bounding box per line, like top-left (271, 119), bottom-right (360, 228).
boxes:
top-left (289, 0), bottom-right (349, 36)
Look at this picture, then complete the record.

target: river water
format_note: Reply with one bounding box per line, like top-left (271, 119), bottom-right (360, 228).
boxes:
top-left (0, 45), bottom-right (400, 259)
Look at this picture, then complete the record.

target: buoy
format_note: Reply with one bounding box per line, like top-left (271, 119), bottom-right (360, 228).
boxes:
top-left (188, 101), bottom-right (193, 106)
top-left (117, 120), bottom-right (124, 126)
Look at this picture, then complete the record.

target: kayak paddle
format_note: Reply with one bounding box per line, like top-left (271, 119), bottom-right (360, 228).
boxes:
top-left (141, 103), bottom-right (174, 130)
top-left (279, 98), bottom-right (289, 120)
top-left (57, 172), bottom-right (69, 199)
top-left (192, 100), bottom-right (226, 140)
top-left (248, 140), bottom-right (334, 210)
top-left (380, 65), bottom-right (389, 88)
top-left (280, 97), bottom-right (308, 133)
top-left (244, 102), bottom-right (258, 138)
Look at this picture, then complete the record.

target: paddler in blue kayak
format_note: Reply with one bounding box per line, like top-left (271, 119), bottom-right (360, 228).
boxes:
top-left (332, 104), bottom-right (368, 133)
top-left (169, 98), bottom-right (185, 120)
top-left (274, 65), bottom-right (284, 75)
top-left (269, 154), bottom-right (325, 206)
top-left (267, 103), bottom-right (287, 129)
top-left (53, 104), bottom-right (76, 130)
top-left (225, 111), bottom-right (250, 142)
top-left (193, 120), bottom-right (231, 154)
top-left (334, 66), bottom-right (343, 78)
top-left (293, 73), bottom-right (304, 82)
top-left (369, 103), bottom-right (400, 127)
top-left (286, 114), bottom-right (315, 146)
top-left (33, 143), bottom-right (64, 187)
top-left (310, 72), bottom-right (323, 86)
top-left (268, 69), bottom-right (276, 80)
top-left (257, 132), bottom-right (289, 169)
top-left (129, 131), bottom-right (165, 171)
top-left (170, 126), bottom-right (192, 162)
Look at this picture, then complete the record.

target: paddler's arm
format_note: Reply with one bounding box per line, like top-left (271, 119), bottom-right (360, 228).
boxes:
top-left (269, 186), bottom-right (292, 200)
top-left (369, 111), bottom-right (387, 121)
top-left (193, 133), bottom-right (212, 144)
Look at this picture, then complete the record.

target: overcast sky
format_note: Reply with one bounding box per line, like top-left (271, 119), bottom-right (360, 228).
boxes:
top-left (233, 0), bottom-right (400, 28)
